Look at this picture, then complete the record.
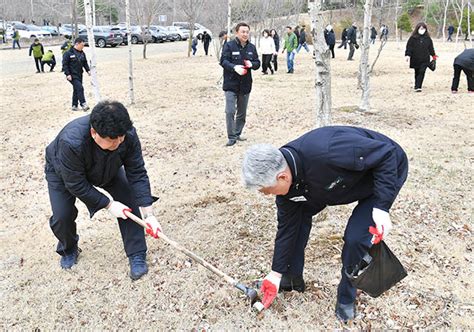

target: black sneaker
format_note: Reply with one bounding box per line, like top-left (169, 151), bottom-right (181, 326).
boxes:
top-left (60, 247), bottom-right (81, 269)
top-left (129, 252), bottom-right (148, 280)
top-left (279, 274), bottom-right (305, 292)
top-left (335, 301), bottom-right (356, 323)
top-left (226, 139), bottom-right (236, 147)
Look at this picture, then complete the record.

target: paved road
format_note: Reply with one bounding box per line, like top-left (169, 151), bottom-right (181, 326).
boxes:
top-left (0, 40), bottom-right (190, 77)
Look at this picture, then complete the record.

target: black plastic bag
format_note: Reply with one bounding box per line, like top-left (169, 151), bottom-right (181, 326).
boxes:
top-left (428, 60), bottom-right (436, 71)
top-left (345, 241), bottom-right (407, 298)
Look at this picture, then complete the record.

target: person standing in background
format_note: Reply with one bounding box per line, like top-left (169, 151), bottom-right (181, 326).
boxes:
top-left (271, 29), bottom-right (280, 72)
top-left (260, 29), bottom-right (276, 75)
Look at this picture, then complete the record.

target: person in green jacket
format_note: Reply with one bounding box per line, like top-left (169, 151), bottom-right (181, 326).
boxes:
top-left (12, 28), bottom-right (21, 49)
top-left (29, 38), bottom-right (44, 73)
top-left (282, 26), bottom-right (298, 73)
top-left (41, 50), bottom-right (56, 72)
top-left (60, 35), bottom-right (72, 55)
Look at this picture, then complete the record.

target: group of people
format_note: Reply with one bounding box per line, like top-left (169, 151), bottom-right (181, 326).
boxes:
top-left (28, 38), bottom-right (57, 73)
top-left (191, 31), bottom-right (212, 56)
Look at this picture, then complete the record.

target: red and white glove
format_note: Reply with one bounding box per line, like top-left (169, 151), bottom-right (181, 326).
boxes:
top-left (432, 54), bottom-right (438, 60)
top-left (370, 208), bottom-right (392, 244)
top-left (243, 59), bottom-right (252, 69)
top-left (234, 65), bottom-right (247, 75)
top-left (107, 201), bottom-right (131, 219)
top-left (260, 272), bottom-right (281, 309)
top-left (145, 215), bottom-right (162, 239)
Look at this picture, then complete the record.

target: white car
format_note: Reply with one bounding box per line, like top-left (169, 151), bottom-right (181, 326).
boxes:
top-left (172, 22), bottom-right (212, 39)
top-left (165, 26), bottom-right (189, 41)
top-left (8, 22), bottom-right (52, 39)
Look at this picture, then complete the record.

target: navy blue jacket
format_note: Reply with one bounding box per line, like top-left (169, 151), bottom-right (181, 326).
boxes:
top-left (272, 126), bottom-right (408, 273)
top-left (62, 47), bottom-right (90, 79)
top-left (324, 30), bottom-right (336, 46)
top-left (45, 115), bottom-right (154, 216)
top-left (346, 26), bottom-right (357, 44)
top-left (220, 37), bottom-right (260, 94)
top-left (454, 48), bottom-right (474, 71)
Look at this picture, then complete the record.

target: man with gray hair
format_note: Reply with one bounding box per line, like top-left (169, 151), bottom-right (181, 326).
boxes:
top-left (242, 126), bottom-right (408, 322)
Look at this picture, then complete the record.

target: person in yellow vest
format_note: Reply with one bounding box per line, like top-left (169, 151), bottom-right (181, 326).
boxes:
top-left (12, 28), bottom-right (21, 49)
top-left (29, 38), bottom-right (44, 73)
top-left (42, 50), bottom-right (56, 72)
top-left (60, 35), bottom-right (72, 55)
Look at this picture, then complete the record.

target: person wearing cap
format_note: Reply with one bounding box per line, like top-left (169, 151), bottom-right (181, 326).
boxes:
top-left (29, 38), bottom-right (44, 73)
top-left (241, 126), bottom-right (408, 323)
top-left (45, 100), bottom-right (162, 280)
top-left (220, 22), bottom-right (260, 147)
top-left (62, 37), bottom-right (91, 112)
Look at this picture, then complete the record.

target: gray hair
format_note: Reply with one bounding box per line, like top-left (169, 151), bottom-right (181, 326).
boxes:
top-left (242, 144), bottom-right (288, 190)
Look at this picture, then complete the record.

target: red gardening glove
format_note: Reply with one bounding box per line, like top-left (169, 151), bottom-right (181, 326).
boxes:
top-left (369, 225), bottom-right (383, 244)
top-left (260, 273), bottom-right (281, 309)
top-left (144, 216), bottom-right (162, 239)
top-left (432, 55), bottom-right (438, 60)
top-left (243, 59), bottom-right (252, 69)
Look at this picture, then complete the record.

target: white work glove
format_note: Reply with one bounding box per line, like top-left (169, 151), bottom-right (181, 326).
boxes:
top-left (107, 201), bottom-right (131, 219)
top-left (243, 59), bottom-right (252, 68)
top-left (234, 65), bottom-right (247, 76)
top-left (144, 215), bottom-right (162, 238)
top-left (370, 208), bottom-right (392, 244)
top-left (260, 271), bottom-right (281, 309)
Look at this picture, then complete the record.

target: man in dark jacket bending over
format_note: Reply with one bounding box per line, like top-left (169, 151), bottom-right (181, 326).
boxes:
top-left (45, 100), bottom-right (162, 280)
top-left (242, 126), bottom-right (408, 322)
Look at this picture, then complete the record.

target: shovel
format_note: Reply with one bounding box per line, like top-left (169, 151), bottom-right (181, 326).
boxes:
top-left (124, 210), bottom-right (264, 311)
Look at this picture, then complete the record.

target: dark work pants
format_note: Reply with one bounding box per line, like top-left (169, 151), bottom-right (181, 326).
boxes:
top-left (42, 59), bottom-right (56, 71)
top-left (338, 40), bottom-right (347, 49)
top-left (329, 44), bottom-right (335, 58)
top-left (451, 64), bottom-right (474, 91)
top-left (347, 43), bottom-right (355, 60)
top-left (414, 65), bottom-right (428, 89)
top-left (34, 57), bottom-right (44, 72)
top-left (69, 77), bottom-right (86, 107)
top-left (262, 54), bottom-right (273, 73)
top-left (225, 91), bottom-right (249, 140)
top-left (204, 41), bottom-right (210, 55)
top-left (46, 167), bottom-right (147, 257)
top-left (287, 196), bottom-right (377, 304)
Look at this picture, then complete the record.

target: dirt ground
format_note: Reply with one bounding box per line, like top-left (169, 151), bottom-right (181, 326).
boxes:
top-left (0, 40), bottom-right (473, 329)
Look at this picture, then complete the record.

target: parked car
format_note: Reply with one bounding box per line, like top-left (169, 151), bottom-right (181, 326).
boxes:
top-left (147, 26), bottom-right (167, 43)
top-left (165, 26), bottom-right (189, 41)
top-left (60, 23), bottom-right (87, 37)
top-left (111, 26), bottom-right (128, 45)
top-left (41, 26), bottom-right (59, 36)
top-left (9, 22), bottom-right (52, 39)
top-left (130, 26), bottom-right (153, 44)
top-left (172, 22), bottom-right (212, 39)
top-left (150, 25), bottom-right (176, 42)
top-left (78, 26), bottom-right (123, 48)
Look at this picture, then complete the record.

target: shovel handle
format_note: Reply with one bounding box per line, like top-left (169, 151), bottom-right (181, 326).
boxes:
top-left (124, 210), bottom-right (237, 286)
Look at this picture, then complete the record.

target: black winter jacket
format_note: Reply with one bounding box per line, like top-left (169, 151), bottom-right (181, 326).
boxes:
top-left (346, 26), bottom-right (357, 44)
top-left (324, 30), bottom-right (336, 46)
top-left (45, 115), bottom-right (154, 216)
top-left (62, 47), bottom-right (90, 78)
top-left (271, 126), bottom-right (408, 274)
top-left (454, 48), bottom-right (474, 71)
top-left (405, 34), bottom-right (436, 68)
top-left (273, 35), bottom-right (280, 52)
top-left (220, 38), bottom-right (261, 94)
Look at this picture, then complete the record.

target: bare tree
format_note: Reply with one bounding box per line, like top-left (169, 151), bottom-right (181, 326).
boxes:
top-left (309, 0), bottom-right (332, 128)
top-left (454, 0), bottom-right (465, 45)
top-left (84, 0), bottom-right (101, 102)
top-left (468, 0), bottom-right (472, 46)
top-left (179, 0), bottom-right (205, 57)
top-left (133, 0), bottom-right (167, 59)
top-left (359, 0), bottom-right (375, 112)
top-left (442, 0), bottom-right (450, 41)
top-left (125, 0), bottom-right (134, 104)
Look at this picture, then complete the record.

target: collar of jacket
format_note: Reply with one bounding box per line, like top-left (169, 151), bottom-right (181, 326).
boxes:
top-left (280, 147), bottom-right (305, 191)
top-left (235, 37), bottom-right (248, 47)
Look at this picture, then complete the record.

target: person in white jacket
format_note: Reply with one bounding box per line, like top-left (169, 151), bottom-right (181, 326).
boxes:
top-left (260, 29), bottom-right (276, 75)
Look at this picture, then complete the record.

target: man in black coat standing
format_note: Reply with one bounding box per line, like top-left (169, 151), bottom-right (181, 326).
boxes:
top-left (242, 126), bottom-right (408, 322)
top-left (45, 101), bottom-right (162, 280)
top-left (324, 25), bottom-right (336, 58)
top-left (220, 22), bottom-right (260, 147)
top-left (346, 23), bottom-right (358, 60)
top-left (451, 48), bottom-right (474, 93)
top-left (62, 37), bottom-right (91, 112)
top-left (202, 31), bottom-right (212, 56)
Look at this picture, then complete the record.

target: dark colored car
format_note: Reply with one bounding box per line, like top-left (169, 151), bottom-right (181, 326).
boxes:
top-left (151, 25), bottom-right (178, 42)
top-left (78, 26), bottom-right (123, 48)
top-left (111, 26), bottom-right (128, 45)
top-left (130, 26), bottom-right (153, 44)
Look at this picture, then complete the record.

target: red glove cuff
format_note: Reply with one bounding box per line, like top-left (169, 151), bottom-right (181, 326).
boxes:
top-left (369, 226), bottom-right (383, 244)
top-left (146, 223), bottom-right (160, 239)
top-left (432, 55), bottom-right (438, 60)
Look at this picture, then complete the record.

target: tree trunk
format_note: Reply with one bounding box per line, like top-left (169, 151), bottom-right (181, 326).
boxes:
top-left (308, 0), bottom-right (332, 128)
top-left (359, 0), bottom-right (374, 112)
top-left (84, 0), bottom-right (101, 102)
top-left (125, 0), bottom-right (134, 104)
top-left (468, 0), bottom-right (472, 46)
top-left (442, 0), bottom-right (450, 41)
top-left (395, 0), bottom-right (400, 47)
top-left (72, 0), bottom-right (78, 39)
top-left (227, 0), bottom-right (232, 40)
top-left (455, 0), bottom-right (464, 45)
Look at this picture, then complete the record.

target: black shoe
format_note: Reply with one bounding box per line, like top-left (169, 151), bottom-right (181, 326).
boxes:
top-left (129, 252), bottom-right (148, 280)
top-left (335, 301), bottom-right (356, 323)
top-left (60, 247), bottom-right (81, 269)
top-left (279, 274), bottom-right (305, 292)
top-left (226, 139), bottom-right (236, 146)
top-left (236, 136), bottom-right (247, 142)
